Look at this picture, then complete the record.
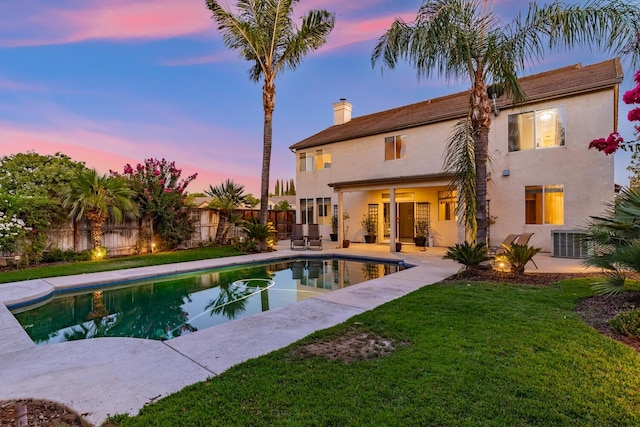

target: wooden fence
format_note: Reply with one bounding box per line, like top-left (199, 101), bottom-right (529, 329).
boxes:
top-left (46, 208), bottom-right (295, 257)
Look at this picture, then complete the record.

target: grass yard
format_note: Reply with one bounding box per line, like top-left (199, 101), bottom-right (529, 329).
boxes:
top-left (0, 246), bottom-right (241, 284)
top-left (106, 278), bottom-right (640, 426)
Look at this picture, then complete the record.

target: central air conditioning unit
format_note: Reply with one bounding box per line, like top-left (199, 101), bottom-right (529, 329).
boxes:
top-left (551, 230), bottom-right (590, 259)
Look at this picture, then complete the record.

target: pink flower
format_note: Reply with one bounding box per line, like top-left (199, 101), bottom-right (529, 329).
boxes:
top-left (589, 133), bottom-right (623, 155)
top-left (165, 188), bottom-right (173, 193)
top-left (158, 179), bottom-right (165, 185)
top-left (628, 108), bottom-right (640, 123)
top-left (635, 69), bottom-right (640, 85)
top-left (153, 170), bottom-right (161, 176)
top-left (623, 86), bottom-right (640, 104)
top-left (124, 164), bottom-right (134, 174)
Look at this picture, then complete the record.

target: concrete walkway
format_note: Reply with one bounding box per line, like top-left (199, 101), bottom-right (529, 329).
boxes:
top-left (0, 243), bottom-right (593, 425)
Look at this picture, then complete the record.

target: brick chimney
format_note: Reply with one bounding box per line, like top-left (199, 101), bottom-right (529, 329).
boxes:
top-left (333, 98), bottom-right (352, 125)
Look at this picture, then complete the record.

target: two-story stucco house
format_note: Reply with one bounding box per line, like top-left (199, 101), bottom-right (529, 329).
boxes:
top-left (289, 59), bottom-right (622, 254)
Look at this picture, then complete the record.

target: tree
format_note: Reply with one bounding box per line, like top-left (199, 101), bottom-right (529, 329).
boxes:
top-left (372, 0), bottom-right (640, 245)
top-left (289, 178), bottom-right (296, 195)
top-left (62, 169), bottom-right (138, 251)
top-left (275, 179), bottom-right (280, 196)
top-left (205, 0), bottom-right (335, 235)
top-left (114, 158), bottom-right (198, 250)
top-left (0, 152), bottom-right (87, 263)
top-left (206, 179), bottom-right (247, 244)
top-left (628, 152), bottom-right (640, 188)
top-left (244, 194), bottom-right (260, 209)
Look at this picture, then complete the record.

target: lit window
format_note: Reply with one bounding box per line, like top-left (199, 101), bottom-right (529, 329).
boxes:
top-left (438, 190), bottom-right (457, 221)
top-left (525, 185), bottom-right (564, 225)
top-left (385, 135), bottom-right (406, 161)
top-left (315, 150), bottom-right (331, 169)
top-left (508, 107), bottom-right (565, 152)
top-left (299, 198), bottom-right (314, 225)
top-left (316, 197), bottom-right (331, 225)
top-left (299, 153), bottom-right (314, 172)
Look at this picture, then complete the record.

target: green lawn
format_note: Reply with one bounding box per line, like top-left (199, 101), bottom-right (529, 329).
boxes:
top-left (107, 278), bottom-right (640, 426)
top-left (0, 246), bottom-right (240, 284)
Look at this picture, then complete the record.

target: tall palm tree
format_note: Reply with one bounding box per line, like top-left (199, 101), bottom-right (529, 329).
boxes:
top-left (62, 168), bottom-right (138, 249)
top-left (205, 0), bottom-right (335, 230)
top-left (205, 179), bottom-right (247, 244)
top-left (372, 0), bottom-right (640, 245)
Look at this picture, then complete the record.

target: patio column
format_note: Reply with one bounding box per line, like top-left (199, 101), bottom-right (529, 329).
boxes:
top-left (338, 190), bottom-right (345, 248)
top-left (389, 187), bottom-right (397, 253)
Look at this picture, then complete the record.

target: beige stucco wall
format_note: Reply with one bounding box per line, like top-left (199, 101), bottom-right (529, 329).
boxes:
top-left (294, 87), bottom-right (616, 252)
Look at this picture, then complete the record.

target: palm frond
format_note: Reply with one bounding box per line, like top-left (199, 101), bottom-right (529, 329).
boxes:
top-left (443, 118), bottom-right (477, 240)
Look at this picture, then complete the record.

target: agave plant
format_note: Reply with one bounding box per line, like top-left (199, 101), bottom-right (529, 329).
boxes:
top-left (495, 243), bottom-right (541, 275)
top-left (443, 241), bottom-right (489, 271)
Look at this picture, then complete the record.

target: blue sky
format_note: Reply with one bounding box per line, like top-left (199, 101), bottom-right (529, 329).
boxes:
top-left (0, 0), bottom-right (636, 195)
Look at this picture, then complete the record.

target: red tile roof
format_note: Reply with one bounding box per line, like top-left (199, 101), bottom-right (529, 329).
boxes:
top-left (290, 58), bottom-right (623, 151)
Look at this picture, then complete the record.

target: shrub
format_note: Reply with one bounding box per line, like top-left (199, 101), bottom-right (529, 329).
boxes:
top-left (241, 219), bottom-right (276, 251)
top-left (495, 243), bottom-right (541, 274)
top-left (443, 241), bottom-right (489, 270)
top-left (41, 248), bottom-right (78, 263)
top-left (609, 308), bottom-right (640, 338)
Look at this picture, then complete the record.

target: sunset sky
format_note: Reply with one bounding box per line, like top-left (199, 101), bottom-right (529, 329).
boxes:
top-left (0, 0), bottom-right (637, 195)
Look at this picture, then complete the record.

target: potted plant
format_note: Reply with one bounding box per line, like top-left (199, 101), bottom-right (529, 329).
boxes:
top-left (342, 211), bottom-right (350, 248)
top-left (413, 219), bottom-right (429, 248)
top-left (361, 214), bottom-right (377, 244)
top-left (330, 215), bottom-right (338, 241)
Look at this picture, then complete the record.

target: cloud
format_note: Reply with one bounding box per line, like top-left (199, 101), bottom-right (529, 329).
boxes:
top-left (0, 0), bottom-right (215, 47)
top-left (162, 51), bottom-right (234, 67)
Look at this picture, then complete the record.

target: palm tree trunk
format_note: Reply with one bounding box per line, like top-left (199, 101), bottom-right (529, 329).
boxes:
top-left (91, 217), bottom-right (105, 248)
top-left (471, 70), bottom-right (493, 246)
top-left (259, 79), bottom-right (275, 251)
top-left (214, 213), bottom-right (227, 244)
top-left (260, 80), bottom-right (275, 227)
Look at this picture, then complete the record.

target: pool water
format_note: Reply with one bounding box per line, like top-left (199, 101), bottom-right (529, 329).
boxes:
top-left (12, 257), bottom-right (405, 345)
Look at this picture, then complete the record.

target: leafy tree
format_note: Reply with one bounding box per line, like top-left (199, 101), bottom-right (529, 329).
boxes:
top-left (495, 243), bottom-right (541, 275)
top-left (62, 169), bottom-right (138, 250)
top-left (628, 152), bottom-right (640, 188)
top-left (273, 200), bottom-right (291, 210)
top-left (0, 152), bottom-right (87, 262)
top-left (114, 158), bottom-right (198, 250)
top-left (373, 0), bottom-right (640, 245)
top-left (206, 179), bottom-right (247, 244)
top-left (289, 178), bottom-right (296, 196)
top-left (274, 179), bottom-right (280, 196)
top-left (244, 194), bottom-right (260, 209)
top-left (205, 0), bottom-right (335, 233)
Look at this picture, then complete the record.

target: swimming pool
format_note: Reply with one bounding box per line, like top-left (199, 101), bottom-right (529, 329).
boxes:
top-left (12, 256), bottom-right (406, 345)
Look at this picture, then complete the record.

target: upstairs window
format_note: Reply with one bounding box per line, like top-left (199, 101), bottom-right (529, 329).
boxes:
top-left (299, 152), bottom-right (314, 172)
top-left (315, 150), bottom-right (331, 169)
top-left (508, 107), bottom-right (565, 152)
top-left (385, 135), bottom-right (406, 161)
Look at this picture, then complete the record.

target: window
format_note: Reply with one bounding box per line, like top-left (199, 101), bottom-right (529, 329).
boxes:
top-left (438, 190), bottom-right (457, 221)
top-left (508, 107), bottom-right (565, 152)
top-left (299, 152), bottom-right (314, 172)
top-left (315, 150), bottom-right (331, 169)
top-left (300, 198), bottom-right (314, 225)
top-left (385, 135), bottom-right (406, 160)
top-left (316, 197), bottom-right (331, 225)
top-left (525, 185), bottom-right (564, 225)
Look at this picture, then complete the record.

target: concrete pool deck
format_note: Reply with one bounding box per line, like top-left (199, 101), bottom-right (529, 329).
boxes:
top-left (0, 243), bottom-right (595, 425)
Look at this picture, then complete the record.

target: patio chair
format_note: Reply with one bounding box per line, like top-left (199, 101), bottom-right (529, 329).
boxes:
top-left (306, 224), bottom-right (323, 250)
top-left (491, 234), bottom-right (519, 257)
top-left (290, 224), bottom-right (306, 250)
top-left (514, 232), bottom-right (534, 246)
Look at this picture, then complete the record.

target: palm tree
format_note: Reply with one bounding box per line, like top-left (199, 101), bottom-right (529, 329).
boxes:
top-left (205, 0), bottom-right (335, 231)
top-left (372, 0), bottom-right (640, 245)
top-left (583, 186), bottom-right (640, 294)
top-left (62, 168), bottom-right (138, 249)
top-left (205, 179), bottom-right (247, 244)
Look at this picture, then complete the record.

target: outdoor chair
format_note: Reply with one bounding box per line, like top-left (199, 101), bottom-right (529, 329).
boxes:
top-left (514, 232), bottom-right (534, 246)
top-left (290, 224), bottom-right (306, 250)
top-left (291, 260), bottom-right (306, 279)
top-left (306, 224), bottom-right (323, 250)
top-left (491, 234), bottom-right (519, 257)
